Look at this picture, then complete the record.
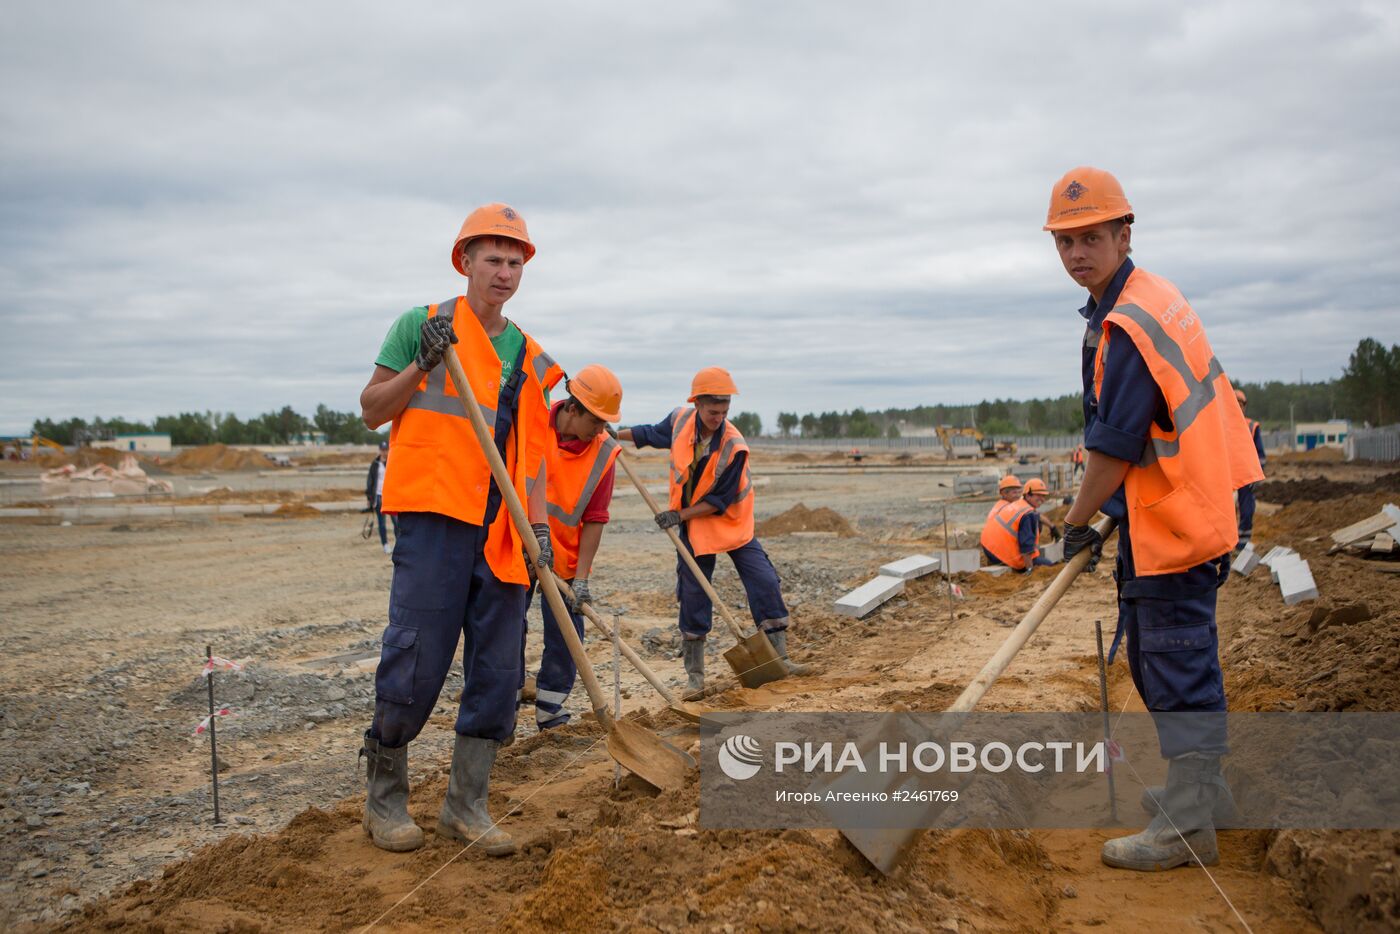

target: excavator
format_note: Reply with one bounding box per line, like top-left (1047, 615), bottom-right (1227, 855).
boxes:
top-left (935, 425), bottom-right (1017, 459)
top-left (5, 434), bottom-right (66, 459)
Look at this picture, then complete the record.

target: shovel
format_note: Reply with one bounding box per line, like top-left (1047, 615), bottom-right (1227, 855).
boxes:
top-left (439, 349), bottom-right (693, 792)
top-left (553, 579), bottom-right (712, 725)
top-left (616, 450), bottom-right (788, 689)
top-left (822, 516), bottom-right (1118, 874)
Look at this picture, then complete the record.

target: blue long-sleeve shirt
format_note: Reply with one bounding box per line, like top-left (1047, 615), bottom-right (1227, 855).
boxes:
top-left (629, 410), bottom-right (747, 514)
top-left (1077, 258), bottom-right (1225, 598)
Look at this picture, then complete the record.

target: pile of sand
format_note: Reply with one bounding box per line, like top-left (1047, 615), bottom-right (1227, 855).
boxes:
top-left (33, 447), bottom-right (132, 470)
top-left (163, 444), bottom-right (277, 473)
top-left (755, 502), bottom-right (857, 537)
top-left (272, 502), bottom-right (323, 519)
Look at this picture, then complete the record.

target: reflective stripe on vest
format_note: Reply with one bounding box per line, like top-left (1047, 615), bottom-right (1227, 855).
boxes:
top-left (547, 436), bottom-right (621, 528)
top-left (980, 499), bottom-right (1036, 569)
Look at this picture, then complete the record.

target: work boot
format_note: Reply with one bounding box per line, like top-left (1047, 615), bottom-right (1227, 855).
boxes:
top-left (437, 734), bottom-right (516, 857)
top-left (1139, 777), bottom-right (1238, 826)
top-left (359, 732), bottom-right (424, 852)
top-left (1102, 755), bottom-right (1225, 871)
top-left (681, 637), bottom-right (705, 701)
top-left (765, 629), bottom-right (811, 676)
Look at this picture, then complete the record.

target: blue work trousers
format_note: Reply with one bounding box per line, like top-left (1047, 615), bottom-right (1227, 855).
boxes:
top-left (369, 511), bottom-right (527, 747)
top-left (521, 582), bottom-right (586, 729)
top-left (677, 529), bottom-right (788, 639)
top-left (374, 495), bottom-right (399, 547)
top-left (1237, 483), bottom-right (1256, 545)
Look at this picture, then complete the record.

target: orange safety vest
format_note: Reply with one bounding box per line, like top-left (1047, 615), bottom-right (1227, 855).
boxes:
top-left (980, 499), bottom-right (1039, 570)
top-left (1091, 268), bottom-right (1264, 575)
top-left (545, 430), bottom-right (621, 579)
top-left (668, 407), bottom-right (754, 556)
top-left (381, 297), bottom-right (564, 585)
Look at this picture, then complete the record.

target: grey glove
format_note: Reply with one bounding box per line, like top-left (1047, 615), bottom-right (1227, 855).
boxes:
top-left (569, 577), bottom-right (592, 613)
top-left (1049, 523), bottom-right (1062, 543)
top-left (1062, 522), bottom-right (1105, 572)
top-left (654, 510), bottom-right (682, 530)
top-left (415, 315), bottom-right (458, 371)
top-left (531, 522), bottom-right (553, 576)
top-left (1020, 561), bottom-right (1035, 575)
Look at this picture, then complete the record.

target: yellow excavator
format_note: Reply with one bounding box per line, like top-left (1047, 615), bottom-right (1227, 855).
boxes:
top-left (935, 426), bottom-right (1017, 459)
top-left (12, 434), bottom-right (66, 458)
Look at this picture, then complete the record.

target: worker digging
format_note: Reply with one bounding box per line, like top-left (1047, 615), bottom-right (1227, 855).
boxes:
top-left (618, 367), bottom-right (811, 700)
top-left (356, 202), bottom-right (564, 856)
top-left (1047, 166), bottom-right (1264, 871)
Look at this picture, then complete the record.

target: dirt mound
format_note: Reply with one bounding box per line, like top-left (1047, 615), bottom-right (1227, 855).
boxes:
top-left (163, 444), bottom-right (277, 473)
top-left (755, 502), bottom-right (857, 537)
top-left (33, 447), bottom-right (133, 470)
top-left (272, 501), bottom-right (322, 519)
top-left (1255, 472), bottom-right (1400, 505)
top-left (292, 451), bottom-right (374, 467)
top-left (1275, 447), bottom-right (1346, 464)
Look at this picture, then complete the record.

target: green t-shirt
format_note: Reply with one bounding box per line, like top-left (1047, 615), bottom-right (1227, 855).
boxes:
top-left (375, 307), bottom-right (528, 391)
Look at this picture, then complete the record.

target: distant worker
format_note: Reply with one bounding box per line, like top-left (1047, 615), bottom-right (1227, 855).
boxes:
top-left (365, 440), bottom-right (398, 554)
top-left (1070, 443), bottom-right (1086, 480)
top-left (1234, 388), bottom-right (1266, 550)
top-left (618, 367), bottom-right (809, 700)
top-left (521, 365), bottom-right (624, 730)
top-left (356, 203), bottom-right (563, 857)
top-left (1046, 168), bottom-right (1262, 871)
top-left (980, 476), bottom-right (1056, 573)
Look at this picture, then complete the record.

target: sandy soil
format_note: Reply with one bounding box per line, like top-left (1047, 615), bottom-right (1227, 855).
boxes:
top-left (1, 452), bottom-right (1395, 931)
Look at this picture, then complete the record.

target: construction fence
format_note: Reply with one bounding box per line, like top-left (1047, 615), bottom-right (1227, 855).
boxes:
top-left (750, 434), bottom-right (1084, 455)
top-left (1346, 425), bottom-right (1400, 463)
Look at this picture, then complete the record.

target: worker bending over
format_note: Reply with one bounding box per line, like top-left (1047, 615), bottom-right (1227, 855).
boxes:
top-left (357, 204), bottom-right (563, 857)
top-left (1047, 168), bottom-right (1262, 871)
top-left (522, 365), bottom-right (623, 729)
top-left (618, 367), bottom-right (808, 700)
top-left (981, 477), bottom-right (1057, 573)
top-left (1233, 389), bottom-right (1266, 550)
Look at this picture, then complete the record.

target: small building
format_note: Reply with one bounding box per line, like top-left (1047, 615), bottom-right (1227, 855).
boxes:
top-left (92, 433), bottom-right (173, 453)
top-left (1293, 420), bottom-right (1349, 452)
top-left (291, 430), bottom-right (328, 446)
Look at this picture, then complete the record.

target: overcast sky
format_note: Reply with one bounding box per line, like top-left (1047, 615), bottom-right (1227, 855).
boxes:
top-left (3, 2), bottom-right (1398, 436)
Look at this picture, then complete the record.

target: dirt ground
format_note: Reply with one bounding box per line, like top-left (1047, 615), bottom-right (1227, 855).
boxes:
top-left (1, 450), bottom-right (1396, 931)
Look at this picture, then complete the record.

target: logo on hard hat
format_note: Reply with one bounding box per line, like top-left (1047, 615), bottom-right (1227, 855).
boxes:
top-left (717, 734), bottom-right (763, 781)
top-left (1062, 180), bottom-right (1087, 202)
top-left (500, 206), bottom-right (518, 220)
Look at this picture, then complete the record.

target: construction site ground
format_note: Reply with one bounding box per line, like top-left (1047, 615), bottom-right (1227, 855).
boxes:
top-left (1, 450), bottom-right (1396, 931)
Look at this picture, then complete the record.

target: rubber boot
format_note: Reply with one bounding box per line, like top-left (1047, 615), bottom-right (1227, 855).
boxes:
top-left (359, 732), bottom-right (424, 852)
top-left (1139, 777), bottom-right (1237, 826)
top-left (1102, 755), bottom-right (1224, 871)
top-left (436, 734), bottom-right (516, 856)
top-left (765, 629), bottom-right (811, 676)
top-left (681, 637), bottom-right (705, 701)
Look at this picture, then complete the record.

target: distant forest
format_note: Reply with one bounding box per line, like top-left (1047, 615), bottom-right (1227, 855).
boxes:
top-left (27, 338), bottom-right (1399, 445)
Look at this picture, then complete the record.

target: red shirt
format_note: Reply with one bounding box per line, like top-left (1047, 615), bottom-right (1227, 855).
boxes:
top-left (551, 401), bottom-right (614, 523)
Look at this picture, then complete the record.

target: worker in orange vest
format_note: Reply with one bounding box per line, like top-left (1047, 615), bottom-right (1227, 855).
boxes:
top-left (618, 367), bottom-right (809, 700)
top-left (1070, 443), bottom-right (1086, 479)
top-left (1047, 168), bottom-right (1262, 871)
top-left (521, 365), bottom-right (624, 730)
top-left (356, 204), bottom-right (564, 857)
top-left (1233, 388), bottom-right (1266, 550)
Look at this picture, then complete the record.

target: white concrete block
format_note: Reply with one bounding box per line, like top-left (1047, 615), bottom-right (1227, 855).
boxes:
top-left (978, 565), bottom-right (1010, 576)
top-left (940, 549), bottom-right (982, 574)
top-left (954, 475), bottom-right (999, 495)
top-left (1383, 503), bottom-right (1400, 524)
top-left (1231, 543), bottom-right (1260, 576)
top-left (1260, 546), bottom-right (1295, 567)
top-left (879, 554), bottom-right (941, 580)
top-left (1269, 553), bottom-right (1304, 584)
top-left (834, 575), bottom-right (905, 618)
top-left (1277, 559), bottom-right (1318, 606)
top-left (1039, 541), bottom-right (1065, 564)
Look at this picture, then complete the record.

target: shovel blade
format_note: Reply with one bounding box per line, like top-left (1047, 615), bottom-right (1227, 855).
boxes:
top-left (667, 701), bottom-right (709, 724)
top-left (606, 721), bottom-right (695, 792)
top-left (839, 826), bottom-right (922, 876)
top-left (724, 634), bottom-right (788, 689)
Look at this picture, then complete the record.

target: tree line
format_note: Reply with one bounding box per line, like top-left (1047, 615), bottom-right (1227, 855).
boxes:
top-left (31, 405), bottom-right (386, 447)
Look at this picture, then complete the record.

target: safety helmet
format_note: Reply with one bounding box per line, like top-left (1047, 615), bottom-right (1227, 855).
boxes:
top-left (1044, 167), bottom-right (1134, 231)
top-left (567, 364), bottom-right (623, 423)
top-left (688, 367), bottom-right (740, 402)
top-left (452, 203), bottom-right (535, 274)
top-left (1023, 478), bottom-right (1049, 497)
top-left (999, 475), bottom-right (1022, 491)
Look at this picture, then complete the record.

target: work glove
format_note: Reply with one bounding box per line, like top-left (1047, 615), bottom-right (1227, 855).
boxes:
top-left (1049, 523), bottom-right (1062, 542)
top-left (531, 522), bottom-right (553, 576)
top-left (654, 510), bottom-right (682, 530)
top-left (1062, 522), bottom-right (1105, 572)
top-left (415, 316), bottom-right (458, 371)
top-left (569, 577), bottom-right (592, 613)
top-left (1020, 562), bottom-right (1035, 575)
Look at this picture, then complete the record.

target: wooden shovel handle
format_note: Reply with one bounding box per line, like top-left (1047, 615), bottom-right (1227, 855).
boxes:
top-left (439, 351), bottom-right (613, 728)
top-left (553, 579), bottom-right (680, 708)
top-left (616, 449), bottom-right (751, 641)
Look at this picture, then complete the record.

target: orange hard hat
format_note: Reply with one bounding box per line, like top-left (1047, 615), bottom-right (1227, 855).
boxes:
top-left (999, 475), bottom-right (1022, 491)
top-left (452, 203), bottom-right (535, 274)
top-left (688, 367), bottom-right (740, 402)
top-left (1234, 388), bottom-right (1248, 408)
top-left (1043, 167), bottom-right (1134, 231)
top-left (567, 364), bottom-right (623, 423)
top-left (1023, 478), bottom-right (1049, 497)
